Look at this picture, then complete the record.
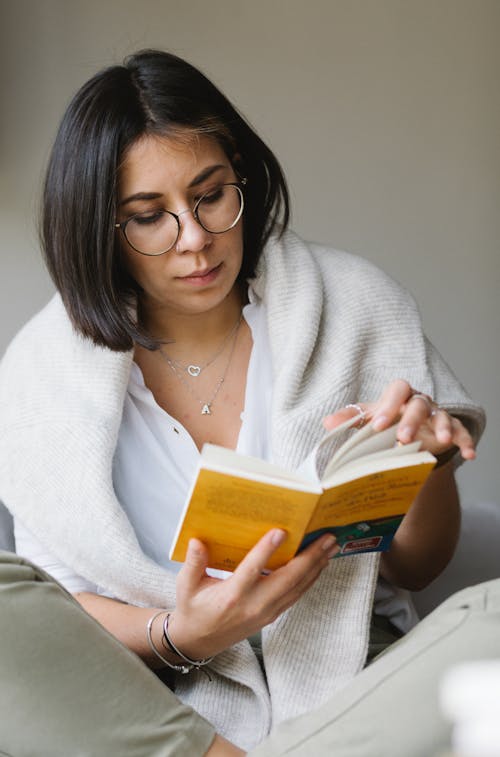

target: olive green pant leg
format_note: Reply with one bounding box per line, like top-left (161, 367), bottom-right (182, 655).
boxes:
top-left (4, 548), bottom-right (500, 757)
top-left (251, 579), bottom-right (500, 757)
top-left (0, 551), bottom-right (215, 757)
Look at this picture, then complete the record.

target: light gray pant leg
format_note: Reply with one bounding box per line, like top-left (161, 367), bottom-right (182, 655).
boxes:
top-left (0, 551), bottom-right (215, 757)
top-left (251, 579), bottom-right (500, 757)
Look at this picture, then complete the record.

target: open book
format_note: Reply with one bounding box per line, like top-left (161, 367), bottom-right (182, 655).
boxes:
top-left (169, 416), bottom-right (436, 571)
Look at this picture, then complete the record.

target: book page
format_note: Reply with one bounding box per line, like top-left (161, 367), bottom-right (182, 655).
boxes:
top-left (321, 444), bottom-right (428, 487)
top-left (201, 443), bottom-right (311, 486)
top-left (306, 460), bottom-right (436, 534)
top-left (169, 468), bottom-right (320, 571)
top-left (321, 424), bottom-right (419, 479)
top-left (296, 415), bottom-right (363, 482)
top-left (296, 419), bottom-right (415, 483)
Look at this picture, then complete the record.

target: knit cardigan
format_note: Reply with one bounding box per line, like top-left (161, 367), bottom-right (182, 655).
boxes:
top-left (0, 231), bottom-right (485, 749)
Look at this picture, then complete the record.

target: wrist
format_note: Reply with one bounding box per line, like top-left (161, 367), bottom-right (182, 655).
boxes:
top-left (146, 610), bottom-right (192, 673)
top-left (162, 612), bottom-right (213, 677)
top-left (167, 611), bottom-right (215, 663)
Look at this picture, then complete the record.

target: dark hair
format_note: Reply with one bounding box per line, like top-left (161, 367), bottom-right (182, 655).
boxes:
top-left (41, 49), bottom-right (289, 350)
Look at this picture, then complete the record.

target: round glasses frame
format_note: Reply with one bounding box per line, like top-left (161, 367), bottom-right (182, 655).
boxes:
top-left (115, 179), bottom-right (247, 257)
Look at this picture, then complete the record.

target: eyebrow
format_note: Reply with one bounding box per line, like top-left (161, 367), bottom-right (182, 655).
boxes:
top-left (118, 164), bottom-right (227, 208)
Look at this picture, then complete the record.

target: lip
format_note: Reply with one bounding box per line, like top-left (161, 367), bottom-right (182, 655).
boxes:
top-left (178, 262), bottom-right (223, 285)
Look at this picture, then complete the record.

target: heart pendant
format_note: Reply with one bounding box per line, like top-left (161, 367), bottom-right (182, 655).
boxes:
top-left (187, 365), bottom-right (201, 377)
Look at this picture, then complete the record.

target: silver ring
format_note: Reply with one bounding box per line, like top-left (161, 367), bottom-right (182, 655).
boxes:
top-left (411, 393), bottom-right (435, 416)
top-left (345, 403), bottom-right (366, 428)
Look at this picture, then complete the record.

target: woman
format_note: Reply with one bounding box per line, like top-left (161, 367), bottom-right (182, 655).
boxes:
top-left (0, 49), bottom-right (484, 749)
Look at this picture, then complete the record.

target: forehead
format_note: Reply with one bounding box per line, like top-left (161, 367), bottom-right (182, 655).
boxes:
top-left (118, 131), bottom-right (229, 193)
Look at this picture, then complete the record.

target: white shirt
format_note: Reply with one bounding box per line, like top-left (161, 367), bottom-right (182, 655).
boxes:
top-left (14, 297), bottom-right (273, 592)
top-left (14, 296), bottom-right (417, 630)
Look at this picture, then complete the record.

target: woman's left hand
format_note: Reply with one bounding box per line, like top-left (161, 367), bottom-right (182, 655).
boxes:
top-left (322, 378), bottom-right (476, 463)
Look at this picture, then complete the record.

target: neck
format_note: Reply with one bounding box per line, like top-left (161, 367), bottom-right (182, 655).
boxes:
top-left (139, 288), bottom-right (245, 354)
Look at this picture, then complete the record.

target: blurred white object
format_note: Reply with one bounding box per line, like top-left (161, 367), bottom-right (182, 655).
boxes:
top-left (440, 660), bottom-right (500, 757)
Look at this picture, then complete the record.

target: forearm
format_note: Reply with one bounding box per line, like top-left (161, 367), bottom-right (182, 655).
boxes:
top-left (205, 735), bottom-right (246, 756)
top-left (74, 592), bottom-right (178, 669)
top-left (76, 530), bottom-right (339, 672)
top-left (380, 462), bottom-right (460, 591)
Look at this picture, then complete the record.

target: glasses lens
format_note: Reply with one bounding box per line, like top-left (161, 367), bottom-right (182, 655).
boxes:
top-left (197, 184), bottom-right (243, 233)
top-left (125, 211), bottom-right (178, 255)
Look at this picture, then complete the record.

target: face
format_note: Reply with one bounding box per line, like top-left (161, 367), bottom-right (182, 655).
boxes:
top-left (116, 132), bottom-right (244, 321)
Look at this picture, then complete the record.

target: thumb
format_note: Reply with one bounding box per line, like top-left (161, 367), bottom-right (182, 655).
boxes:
top-left (177, 538), bottom-right (209, 594)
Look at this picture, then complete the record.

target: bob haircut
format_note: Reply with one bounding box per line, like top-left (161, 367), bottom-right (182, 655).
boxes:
top-left (41, 49), bottom-right (290, 351)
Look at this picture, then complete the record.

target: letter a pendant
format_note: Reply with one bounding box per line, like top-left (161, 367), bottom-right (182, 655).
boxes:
top-left (201, 403), bottom-right (212, 415)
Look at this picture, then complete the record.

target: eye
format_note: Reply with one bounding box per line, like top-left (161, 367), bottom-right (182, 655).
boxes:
top-left (129, 210), bottom-right (166, 227)
top-left (199, 186), bottom-right (225, 205)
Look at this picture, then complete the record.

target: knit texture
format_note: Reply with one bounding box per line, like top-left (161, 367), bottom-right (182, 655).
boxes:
top-left (0, 231), bottom-right (485, 749)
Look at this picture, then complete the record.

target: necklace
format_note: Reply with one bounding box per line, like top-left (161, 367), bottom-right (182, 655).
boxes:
top-left (158, 316), bottom-right (242, 415)
top-left (161, 315), bottom-right (242, 378)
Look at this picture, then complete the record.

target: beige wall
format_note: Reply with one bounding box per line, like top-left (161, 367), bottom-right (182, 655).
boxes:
top-left (1, 0), bottom-right (499, 505)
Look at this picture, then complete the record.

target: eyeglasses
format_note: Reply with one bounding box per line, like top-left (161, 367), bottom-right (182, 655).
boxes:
top-left (115, 179), bottom-right (247, 256)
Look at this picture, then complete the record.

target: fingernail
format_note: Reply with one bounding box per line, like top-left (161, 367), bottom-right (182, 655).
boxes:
top-left (437, 429), bottom-right (452, 443)
top-left (188, 538), bottom-right (203, 556)
top-left (321, 534), bottom-right (337, 551)
top-left (187, 539), bottom-right (205, 562)
top-left (398, 426), bottom-right (413, 443)
top-left (372, 415), bottom-right (388, 431)
top-left (271, 529), bottom-right (287, 546)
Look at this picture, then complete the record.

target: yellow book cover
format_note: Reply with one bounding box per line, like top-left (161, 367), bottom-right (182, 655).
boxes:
top-left (169, 418), bottom-right (436, 571)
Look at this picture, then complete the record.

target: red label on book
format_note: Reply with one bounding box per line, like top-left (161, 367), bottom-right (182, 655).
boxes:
top-left (341, 536), bottom-right (383, 554)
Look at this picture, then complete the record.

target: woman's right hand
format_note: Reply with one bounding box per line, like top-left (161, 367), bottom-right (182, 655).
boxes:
top-left (168, 528), bottom-right (339, 661)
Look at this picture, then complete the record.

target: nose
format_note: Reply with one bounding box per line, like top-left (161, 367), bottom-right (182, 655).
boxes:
top-left (175, 208), bottom-right (211, 254)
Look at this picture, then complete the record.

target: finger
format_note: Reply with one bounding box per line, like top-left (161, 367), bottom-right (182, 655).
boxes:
top-left (176, 538), bottom-right (211, 595)
top-left (371, 379), bottom-right (414, 431)
top-left (295, 532), bottom-right (339, 561)
top-left (397, 395), bottom-right (435, 443)
top-left (431, 408), bottom-right (454, 447)
top-left (230, 535), bottom-right (338, 631)
top-left (450, 416), bottom-right (476, 461)
top-left (263, 536), bottom-right (339, 617)
top-left (231, 528), bottom-right (289, 591)
top-left (323, 405), bottom-right (367, 431)
top-left (265, 534), bottom-right (339, 595)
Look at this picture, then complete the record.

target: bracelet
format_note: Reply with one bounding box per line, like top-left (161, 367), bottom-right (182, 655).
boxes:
top-left (146, 611), bottom-right (193, 675)
top-left (163, 613), bottom-right (214, 674)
